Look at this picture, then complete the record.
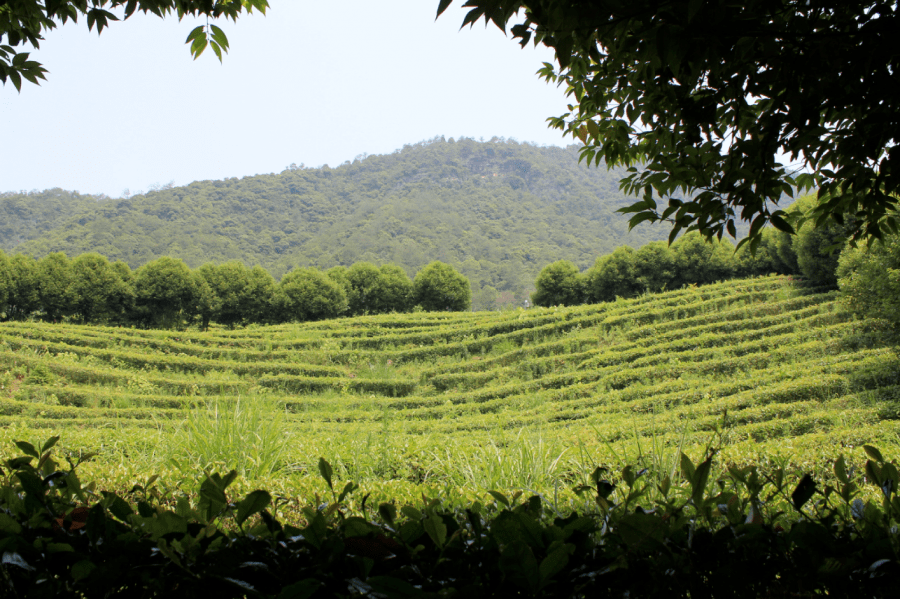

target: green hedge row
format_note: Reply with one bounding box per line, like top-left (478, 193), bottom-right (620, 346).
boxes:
top-left (258, 374), bottom-right (418, 398)
top-left (0, 351), bottom-right (251, 396)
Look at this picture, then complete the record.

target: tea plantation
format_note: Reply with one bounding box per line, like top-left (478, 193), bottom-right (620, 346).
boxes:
top-left (1, 275), bottom-right (898, 504)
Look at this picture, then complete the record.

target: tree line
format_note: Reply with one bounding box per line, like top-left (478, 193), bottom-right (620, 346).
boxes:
top-left (0, 253), bottom-right (471, 329)
top-left (532, 194), bottom-right (866, 306)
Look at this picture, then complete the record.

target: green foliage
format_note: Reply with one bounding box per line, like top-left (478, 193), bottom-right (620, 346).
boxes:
top-left (632, 240), bottom-right (675, 293)
top-left (0, 190), bottom-right (105, 251)
top-left (69, 253), bottom-right (127, 323)
top-left (346, 261), bottom-right (386, 315)
top-left (0, 437), bottom-right (899, 597)
top-left (377, 263), bottom-right (414, 314)
top-left (531, 260), bottom-right (583, 307)
top-left (441, 1), bottom-right (900, 246)
top-left (670, 232), bottom-right (734, 288)
top-left (133, 256), bottom-right (197, 329)
top-left (6, 140), bottom-right (678, 309)
top-left (0, 1), bottom-right (269, 90)
top-left (244, 265), bottom-right (277, 324)
top-left (37, 252), bottom-right (75, 322)
top-left (2, 275), bottom-right (898, 495)
top-left (413, 261), bottom-right (471, 311)
top-left (796, 202), bottom-right (861, 290)
top-left (107, 260), bottom-right (136, 325)
top-left (5, 253), bottom-right (40, 320)
top-left (585, 246), bottom-right (640, 302)
top-left (195, 261), bottom-right (275, 328)
top-left (796, 220), bottom-right (850, 287)
top-left (276, 267), bottom-right (348, 322)
top-left (192, 267), bottom-right (221, 331)
top-left (0, 249), bottom-right (10, 316)
top-left (169, 397), bottom-right (291, 480)
top-left (733, 228), bottom-right (782, 277)
top-left (838, 233), bottom-right (900, 329)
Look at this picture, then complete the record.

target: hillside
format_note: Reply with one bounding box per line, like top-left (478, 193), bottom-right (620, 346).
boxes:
top-left (0, 189), bottom-right (106, 250)
top-left (4, 138), bottom-right (676, 308)
top-left (2, 276), bottom-right (897, 495)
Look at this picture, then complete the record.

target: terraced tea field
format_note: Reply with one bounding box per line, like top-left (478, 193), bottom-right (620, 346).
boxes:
top-left (1, 276), bottom-right (899, 505)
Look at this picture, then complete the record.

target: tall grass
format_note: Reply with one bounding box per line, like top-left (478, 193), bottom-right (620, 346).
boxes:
top-left (427, 430), bottom-right (576, 492)
top-left (167, 396), bottom-right (291, 481)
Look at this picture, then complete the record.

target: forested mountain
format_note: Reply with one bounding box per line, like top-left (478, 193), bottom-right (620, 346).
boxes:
top-left (4, 138), bottom-right (675, 309)
top-left (0, 189), bottom-right (107, 250)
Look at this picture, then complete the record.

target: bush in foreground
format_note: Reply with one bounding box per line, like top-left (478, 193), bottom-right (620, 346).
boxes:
top-left (1, 435), bottom-right (898, 598)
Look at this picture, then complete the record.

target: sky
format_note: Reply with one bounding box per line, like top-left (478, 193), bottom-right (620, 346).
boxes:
top-left (1, 1), bottom-right (571, 198)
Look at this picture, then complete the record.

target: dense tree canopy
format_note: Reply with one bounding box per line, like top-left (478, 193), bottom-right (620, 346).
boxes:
top-left (6, 253), bottom-right (41, 320)
top-left (37, 252), bottom-right (75, 322)
top-left (440, 1), bottom-right (900, 247)
top-left (838, 234), bottom-right (900, 328)
top-left (413, 261), bottom-right (471, 312)
top-left (69, 252), bottom-right (126, 323)
top-left (0, 250), bottom-right (10, 316)
top-left (585, 246), bottom-right (641, 303)
top-left (133, 256), bottom-right (197, 328)
top-left (276, 267), bottom-right (348, 323)
top-left (0, 1), bottom-right (268, 90)
top-left (532, 260), bottom-right (582, 307)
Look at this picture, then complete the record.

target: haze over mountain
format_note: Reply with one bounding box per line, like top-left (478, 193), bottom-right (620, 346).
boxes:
top-left (2, 137), bottom-right (674, 309)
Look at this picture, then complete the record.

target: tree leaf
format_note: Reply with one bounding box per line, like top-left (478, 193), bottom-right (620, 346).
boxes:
top-left (680, 452), bottom-right (695, 482)
top-left (185, 25), bottom-right (206, 44)
top-left (209, 24), bottom-right (229, 50)
top-left (40, 435), bottom-right (60, 454)
top-left (210, 41), bottom-right (223, 63)
top-left (436, 0), bottom-right (454, 19)
top-left (236, 490), bottom-right (271, 526)
top-left (488, 490), bottom-right (510, 508)
top-left (14, 441), bottom-right (39, 459)
top-left (692, 457), bottom-right (712, 508)
top-left (769, 214), bottom-right (795, 234)
top-left (423, 512), bottom-right (447, 548)
top-left (318, 457), bottom-right (333, 491)
top-left (863, 445), bottom-right (884, 463)
top-left (277, 579), bottom-right (321, 599)
top-left (833, 455), bottom-right (848, 485)
top-left (791, 474), bottom-right (816, 511)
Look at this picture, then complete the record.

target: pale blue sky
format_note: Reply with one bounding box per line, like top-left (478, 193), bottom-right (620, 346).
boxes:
top-left (1, 1), bottom-right (571, 198)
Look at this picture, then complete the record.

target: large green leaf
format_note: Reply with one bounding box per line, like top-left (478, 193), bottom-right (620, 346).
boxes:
top-left (236, 489), bottom-right (271, 526)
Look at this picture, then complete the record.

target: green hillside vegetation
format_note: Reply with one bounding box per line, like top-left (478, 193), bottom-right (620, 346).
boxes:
top-left (4, 138), bottom-right (688, 309)
top-left (0, 189), bottom-right (106, 250)
top-left (1, 276), bottom-right (897, 506)
top-left (531, 193), bottom-right (877, 310)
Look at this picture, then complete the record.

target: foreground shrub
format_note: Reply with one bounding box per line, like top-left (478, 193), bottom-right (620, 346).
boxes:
top-left (1, 436), bottom-right (898, 598)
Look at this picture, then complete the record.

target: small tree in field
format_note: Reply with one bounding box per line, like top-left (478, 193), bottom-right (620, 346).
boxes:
top-left (413, 262), bottom-right (471, 312)
top-left (532, 260), bottom-right (583, 307)
top-left (585, 246), bottom-right (640, 302)
top-left (275, 267), bottom-right (348, 322)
